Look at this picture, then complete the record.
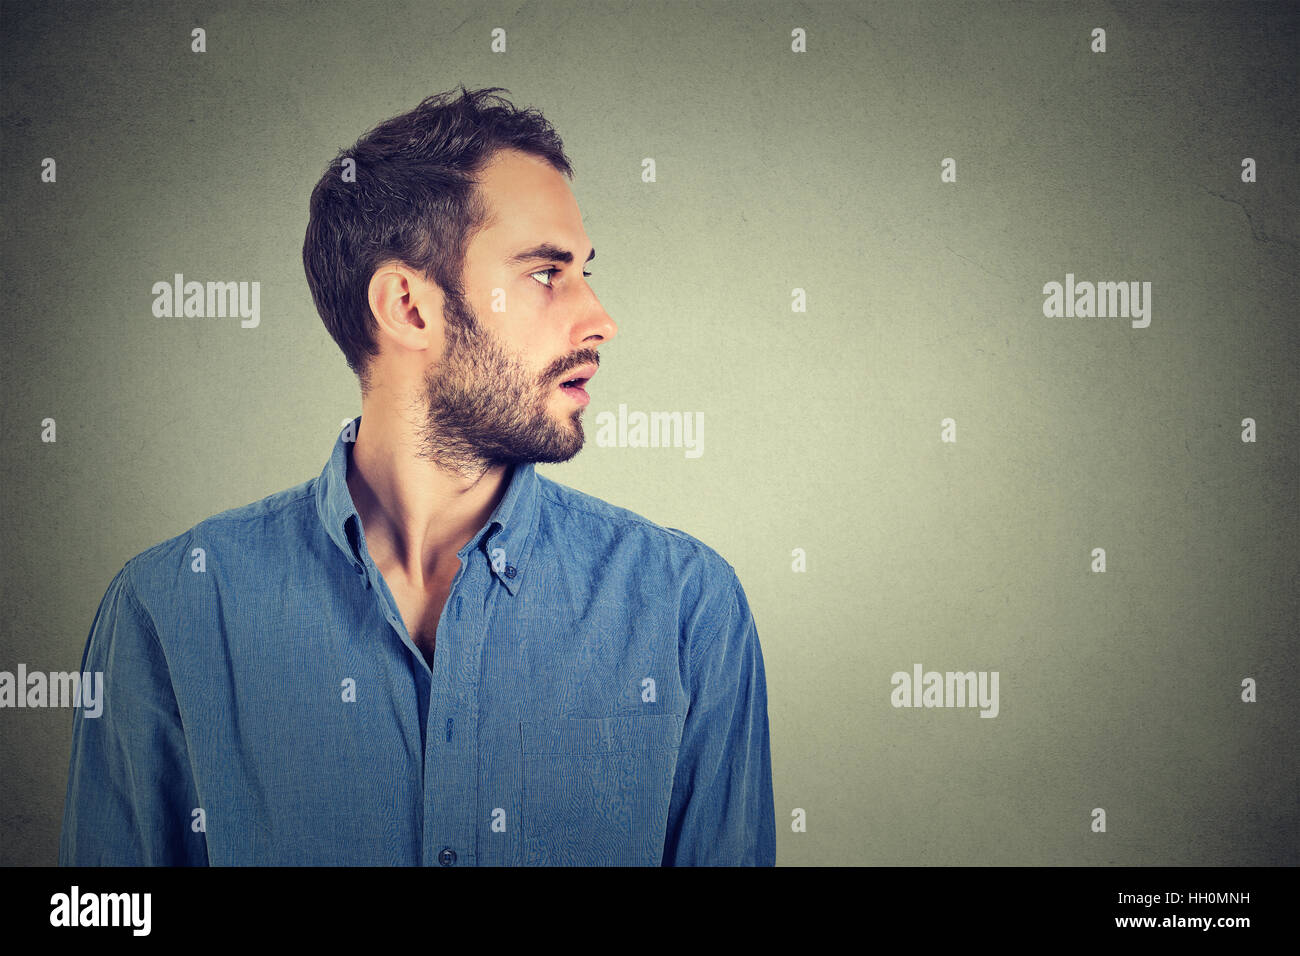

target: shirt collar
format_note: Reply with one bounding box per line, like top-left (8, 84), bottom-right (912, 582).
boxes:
top-left (314, 416), bottom-right (539, 595)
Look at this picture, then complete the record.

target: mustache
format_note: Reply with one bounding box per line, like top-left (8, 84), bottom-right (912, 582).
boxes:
top-left (546, 351), bottom-right (601, 383)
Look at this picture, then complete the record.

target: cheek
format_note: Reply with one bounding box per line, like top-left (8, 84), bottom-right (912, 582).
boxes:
top-left (498, 278), bottom-right (547, 319)
top-left (505, 333), bottom-right (557, 381)
top-left (428, 325), bottom-right (451, 360)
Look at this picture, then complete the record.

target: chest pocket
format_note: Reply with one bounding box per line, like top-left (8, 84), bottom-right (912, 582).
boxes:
top-left (519, 713), bottom-right (684, 866)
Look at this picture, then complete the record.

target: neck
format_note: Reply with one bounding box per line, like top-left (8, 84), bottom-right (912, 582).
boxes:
top-left (346, 401), bottom-right (510, 586)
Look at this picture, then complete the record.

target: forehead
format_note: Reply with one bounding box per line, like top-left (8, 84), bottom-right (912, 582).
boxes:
top-left (470, 149), bottom-right (590, 262)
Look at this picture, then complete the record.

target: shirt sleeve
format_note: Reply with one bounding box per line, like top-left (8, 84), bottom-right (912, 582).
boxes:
top-left (662, 563), bottom-right (776, 865)
top-left (58, 563), bottom-right (208, 866)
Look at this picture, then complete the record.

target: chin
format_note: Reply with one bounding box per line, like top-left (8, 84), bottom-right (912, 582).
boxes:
top-left (546, 433), bottom-right (585, 463)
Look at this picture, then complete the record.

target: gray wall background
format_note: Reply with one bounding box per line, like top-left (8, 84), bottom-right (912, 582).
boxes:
top-left (2, 0), bottom-right (1296, 865)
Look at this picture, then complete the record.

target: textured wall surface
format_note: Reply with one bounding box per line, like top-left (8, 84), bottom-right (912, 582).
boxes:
top-left (1, 0), bottom-right (1296, 867)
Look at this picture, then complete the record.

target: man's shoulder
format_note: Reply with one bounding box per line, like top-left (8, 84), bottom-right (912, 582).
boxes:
top-left (117, 477), bottom-right (319, 596)
top-left (534, 473), bottom-right (739, 586)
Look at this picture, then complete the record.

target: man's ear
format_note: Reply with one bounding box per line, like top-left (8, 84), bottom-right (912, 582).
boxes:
top-left (368, 262), bottom-right (443, 353)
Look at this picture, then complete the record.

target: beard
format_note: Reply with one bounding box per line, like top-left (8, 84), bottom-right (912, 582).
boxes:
top-left (412, 291), bottom-right (596, 476)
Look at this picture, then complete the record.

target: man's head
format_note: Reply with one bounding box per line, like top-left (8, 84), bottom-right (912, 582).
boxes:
top-left (303, 86), bottom-right (616, 471)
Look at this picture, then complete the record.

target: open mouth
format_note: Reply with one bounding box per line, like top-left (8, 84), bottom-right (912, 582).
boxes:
top-left (557, 373), bottom-right (592, 405)
top-left (556, 363), bottom-right (596, 404)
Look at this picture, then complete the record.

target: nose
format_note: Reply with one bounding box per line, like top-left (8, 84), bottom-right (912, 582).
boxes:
top-left (573, 283), bottom-right (617, 346)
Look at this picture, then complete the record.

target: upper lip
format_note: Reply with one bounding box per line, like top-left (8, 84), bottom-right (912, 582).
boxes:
top-left (558, 363), bottom-right (598, 386)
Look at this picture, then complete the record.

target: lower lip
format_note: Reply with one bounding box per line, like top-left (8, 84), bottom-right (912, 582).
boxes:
top-left (558, 383), bottom-right (590, 406)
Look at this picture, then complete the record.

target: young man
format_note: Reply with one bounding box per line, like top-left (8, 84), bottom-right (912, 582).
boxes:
top-left (59, 86), bottom-right (775, 866)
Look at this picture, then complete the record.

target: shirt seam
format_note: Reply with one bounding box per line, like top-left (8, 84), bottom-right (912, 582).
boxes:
top-left (536, 480), bottom-right (729, 558)
top-left (117, 485), bottom-right (321, 568)
top-left (202, 485), bottom-right (319, 528)
top-left (686, 564), bottom-right (742, 695)
top-left (119, 560), bottom-right (198, 726)
top-left (117, 560), bottom-right (205, 863)
top-left (119, 561), bottom-right (165, 656)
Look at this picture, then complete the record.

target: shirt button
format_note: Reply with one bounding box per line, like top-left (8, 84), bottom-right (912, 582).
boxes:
top-left (354, 564), bottom-right (364, 575)
top-left (438, 847), bottom-right (457, 866)
top-left (504, 565), bottom-right (517, 578)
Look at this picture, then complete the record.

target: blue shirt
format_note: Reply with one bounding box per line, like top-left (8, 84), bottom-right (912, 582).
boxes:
top-left (59, 417), bottom-right (775, 866)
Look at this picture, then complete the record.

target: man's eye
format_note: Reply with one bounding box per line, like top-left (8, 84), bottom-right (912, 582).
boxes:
top-left (530, 267), bottom-right (594, 287)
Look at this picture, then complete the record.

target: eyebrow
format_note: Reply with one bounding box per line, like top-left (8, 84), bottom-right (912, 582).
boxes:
top-left (504, 243), bottom-right (596, 267)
